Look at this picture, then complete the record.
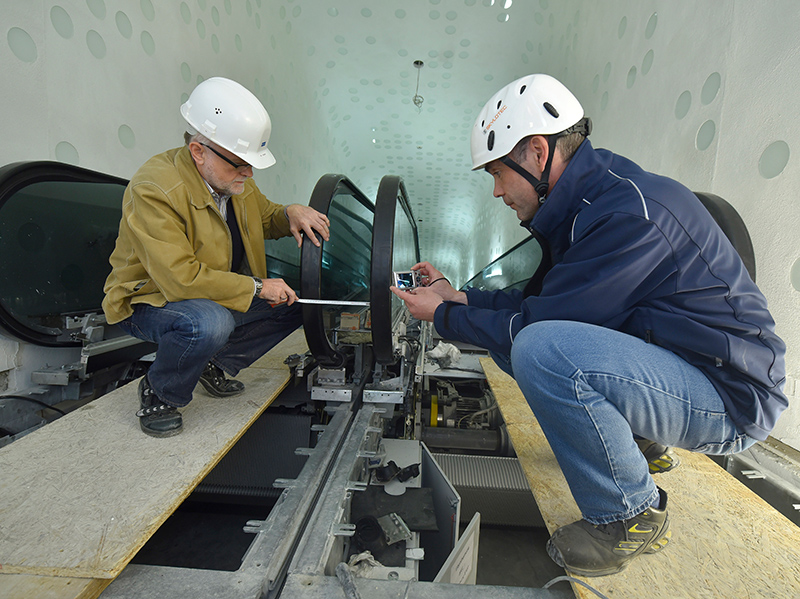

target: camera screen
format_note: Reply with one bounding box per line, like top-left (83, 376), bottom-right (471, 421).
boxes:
top-left (394, 271), bottom-right (418, 290)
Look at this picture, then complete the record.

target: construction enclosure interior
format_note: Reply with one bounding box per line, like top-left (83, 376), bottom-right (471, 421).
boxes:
top-left (3, 2), bottom-right (800, 599)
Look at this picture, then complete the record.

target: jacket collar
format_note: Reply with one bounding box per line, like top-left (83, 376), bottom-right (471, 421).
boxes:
top-left (174, 145), bottom-right (253, 210)
top-left (522, 139), bottom-right (611, 241)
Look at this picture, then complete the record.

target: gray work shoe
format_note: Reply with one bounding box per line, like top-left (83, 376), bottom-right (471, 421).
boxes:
top-left (546, 489), bottom-right (671, 577)
top-left (199, 363), bottom-right (245, 397)
top-left (136, 375), bottom-right (183, 437)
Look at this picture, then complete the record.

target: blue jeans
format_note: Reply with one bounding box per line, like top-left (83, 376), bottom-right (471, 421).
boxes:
top-left (506, 320), bottom-right (755, 525)
top-left (118, 298), bottom-right (302, 407)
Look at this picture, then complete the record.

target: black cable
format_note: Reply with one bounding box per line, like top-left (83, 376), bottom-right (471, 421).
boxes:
top-left (398, 335), bottom-right (421, 363)
top-left (440, 366), bottom-right (484, 374)
top-left (398, 335), bottom-right (420, 350)
top-left (0, 395), bottom-right (68, 416)
top-left (427, 276), bottom-right (450, 286)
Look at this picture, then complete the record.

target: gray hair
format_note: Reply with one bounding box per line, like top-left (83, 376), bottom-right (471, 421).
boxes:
top-left (184, 130), bottom-right (210, 146)
top-left (508, 131), bottom-right (586, 164)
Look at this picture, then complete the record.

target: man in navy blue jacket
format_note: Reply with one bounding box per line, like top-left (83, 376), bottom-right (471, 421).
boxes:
top-left (392, 74), bottom-right (787, 577)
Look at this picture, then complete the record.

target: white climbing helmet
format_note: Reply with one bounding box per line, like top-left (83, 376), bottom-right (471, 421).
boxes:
top-left (180, 77), bottom-right (276, 169)
top-left (470, 73), bottom-right (585, 171)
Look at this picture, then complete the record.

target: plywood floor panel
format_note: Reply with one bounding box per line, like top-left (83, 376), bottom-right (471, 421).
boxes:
top-left (0, 329), bottom-right (307, 582)
top-left (480, 357), bottom-right (800, 599)
top-left (0, 574), bottom-right (110, 599)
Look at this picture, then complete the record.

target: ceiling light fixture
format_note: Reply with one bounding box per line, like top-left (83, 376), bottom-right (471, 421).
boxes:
top-left (412, 60), bottom-right (424, 112)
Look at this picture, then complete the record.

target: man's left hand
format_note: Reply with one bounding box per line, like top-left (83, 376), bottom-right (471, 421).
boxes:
top-left (286, 204), bottom-right (331, 247)
top-left (390, 286), bottom-right (444, 322)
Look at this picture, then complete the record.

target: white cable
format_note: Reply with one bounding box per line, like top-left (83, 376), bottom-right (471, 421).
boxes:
top-left (544, 575), bottom-right (611, 599)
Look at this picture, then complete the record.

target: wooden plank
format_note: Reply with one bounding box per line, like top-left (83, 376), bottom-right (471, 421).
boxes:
top-left (0, 574), bottom-right (110, 599)
top-left (480, 357), bottom-right (800, 599)
top-left (0, 329), bottom-right (307, 581)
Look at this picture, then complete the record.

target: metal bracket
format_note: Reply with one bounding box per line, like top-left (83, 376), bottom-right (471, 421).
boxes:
top-left (346, 481), bottom-right (369, 492)
top-left (377, 513), bottom-right (412, 545)
top-left (243, 519), bottom-right (266, 534)
top-left (273, 478), bottom-right (296, 489)
top-left (333, 523), bottom-right (357, 537)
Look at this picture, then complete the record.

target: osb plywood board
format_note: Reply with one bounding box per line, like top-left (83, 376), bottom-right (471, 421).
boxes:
top-left (480, 357), bottom-right (800, 599)
top-left (0, 574), bottom-right (110, 599)
top-left (0, 329), bottom-right (307, 581)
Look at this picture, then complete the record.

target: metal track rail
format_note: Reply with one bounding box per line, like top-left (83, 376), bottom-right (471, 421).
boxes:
top-left (103, 403), bottom-right (359, 598)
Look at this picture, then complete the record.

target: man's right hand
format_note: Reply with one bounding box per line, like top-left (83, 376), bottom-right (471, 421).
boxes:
top-left (411, 261), bottom-right (466, 304)
top-left (258, 278), bottom-right (298, 305)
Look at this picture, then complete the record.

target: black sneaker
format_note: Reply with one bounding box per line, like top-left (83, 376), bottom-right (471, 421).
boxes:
top-left (636, 439), bottom-right (680, 474)
top-left (546, 489), bottom-right (671, 577)
top-left (198, 363), bottom-right (245, 397)
top-left (136, 375), bottom-right (182, 437)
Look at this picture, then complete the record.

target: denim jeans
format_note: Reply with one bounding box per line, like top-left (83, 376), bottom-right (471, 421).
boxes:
top-left (507, 320), bottom-right (755, 525)
top-left (118, 298), bottom-right (302, 407)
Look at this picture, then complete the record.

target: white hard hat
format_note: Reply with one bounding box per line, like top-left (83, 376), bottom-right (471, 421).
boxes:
top-left (181, 77), bottom-right (276, 169)
top-left (471, 74), bottom-right (585, 171)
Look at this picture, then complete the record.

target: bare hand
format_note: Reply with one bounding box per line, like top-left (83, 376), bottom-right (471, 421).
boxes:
top-left (259, 278), bottom-right (298, 305)
top-left (390, 285), bottom-right (444, 322)
top-left (411, 261), bottom-right (445, 283)
top-left (411, 261), bottom-right (463, 303)
top-left (285, 204), bottom-right (330, 248)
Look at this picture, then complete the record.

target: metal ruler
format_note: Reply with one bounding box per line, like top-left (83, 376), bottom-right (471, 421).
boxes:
top-left (295, 299), bottom-right (370, 306)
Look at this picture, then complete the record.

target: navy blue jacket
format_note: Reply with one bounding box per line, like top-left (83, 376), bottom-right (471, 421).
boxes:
top-left (434, 140), bottom-right (787, 440)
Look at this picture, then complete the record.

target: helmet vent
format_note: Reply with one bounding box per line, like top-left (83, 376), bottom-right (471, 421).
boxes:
top-left (496, 100), bottom-right (502, 110)
top-left (543, 102), bottom-right (559, 118)
top-left (215, 107), bottom-right (223, 114)
top-left (487, 130), bottom-right (495, 151)
top-left (519, 85), bottom-right (527, 95)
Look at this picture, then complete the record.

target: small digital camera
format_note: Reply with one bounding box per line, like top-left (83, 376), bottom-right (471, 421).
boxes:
top-left (393, 270), bottom-right (421, 291)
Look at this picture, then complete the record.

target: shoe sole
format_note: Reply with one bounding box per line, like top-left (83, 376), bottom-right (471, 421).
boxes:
top-left (198, 378), bottom-right (245, 398)
top-left (645, 528), bottom-right (672, 553)
top-left (547, 524), bottom-right (672, 577)
top-left (648, 454), bottom-right (680, 474)
top-left (140, 422), bottom-right (183, 438)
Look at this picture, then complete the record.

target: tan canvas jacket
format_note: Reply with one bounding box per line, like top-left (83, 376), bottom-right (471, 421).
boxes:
top-left (102, 145), bottom-right (291, 324)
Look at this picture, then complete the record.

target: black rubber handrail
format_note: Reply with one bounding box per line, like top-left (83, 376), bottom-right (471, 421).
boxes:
top-left (0, 161), bottom-right (128, 346)
top-left (301, 174), bottom-right (375, 367)
top-left (372, 175), bottom-right (420, 364)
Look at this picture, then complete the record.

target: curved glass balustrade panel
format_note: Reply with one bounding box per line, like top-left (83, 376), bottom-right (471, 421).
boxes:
top-left (265, 235), bottom-right (301, 291)
top-left (301, 174), bottom-right (420, 366)
top-left (322, 191), bottom-right (373, 302)
top-left (0, 162), bottom-right (128, 346)
top-left (301, 174), bottom-right (375, 366)
top-left (461, 236), bottom-right (542, 293)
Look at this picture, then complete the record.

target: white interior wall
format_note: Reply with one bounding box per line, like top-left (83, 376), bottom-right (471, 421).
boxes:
top-left (2, 0), bottom-right (798, 448)
top-left (542, 0), bottom-right (800, 448)
top-left (2, 1), bottom-right (340, 206)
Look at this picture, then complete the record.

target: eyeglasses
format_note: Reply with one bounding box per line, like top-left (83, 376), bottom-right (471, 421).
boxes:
top-left (200, 143), bottom-right (251, 171)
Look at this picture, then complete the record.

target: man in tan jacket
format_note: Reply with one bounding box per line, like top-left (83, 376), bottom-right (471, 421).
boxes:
top-left (103, 77), bottom-right (329, 437)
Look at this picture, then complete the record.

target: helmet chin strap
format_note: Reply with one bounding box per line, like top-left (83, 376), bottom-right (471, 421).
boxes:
top-left (498, 118), bottom-right (591, 204)
top-left (500, 135), bottom-right (558, 204)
